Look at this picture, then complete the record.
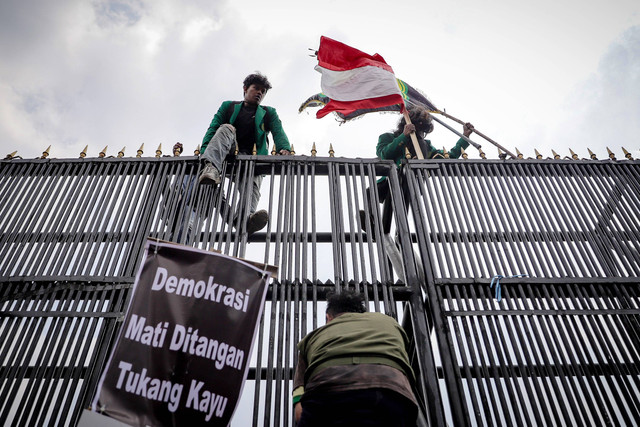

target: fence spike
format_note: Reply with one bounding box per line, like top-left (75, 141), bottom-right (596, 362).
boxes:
top-left (443, 146), bottom-right (450, 159)
top-left (606, 147), bottom-right (616, 160)
top-left (235, 142), bottom-right (239, 156)
top-left (622, 147), bottom-right (633, 160)
top-left (515, 148), bottom-right (523, 159)
top-left (194, 144), bottom-right (200, 156)
top-left (4, 151), bottom-right (17, 159)
top-left (41, 145), bottom-right (51, 159)
top-left (252, 143), bottom-right (257, 156)
top-left (478, 147), bottom-right (486, 159)
top-left (79, 146), bottom-right (88, 158)
top-left (535, 149), bottom-right (542, 159)
top-left (137, 144), bottom-right (144, 158)
top-left (329, 144), bottom-right (335, 157)
top-left (498, 148), bottom-right (506, 160)
top-left (311, 142), bottom-right (317, 157)
top-left (117, 147), bottom-right (125, 158)
top-left (99, 146), bottom-right (108, 158)
top-left (461, 147), bottom-right (468, 159)
top-left (271, 143), bottom-right (276, 155)
top-left (290, 144), bottom-right (295, 155)
top-left (155, 144), bottom-right (162, 158)
top-left (588, 148), bottom-right (597, 160)
top-left (552, 150), bottom-right (560, 160)
top-left (569, 148), bottom-right (578, 160)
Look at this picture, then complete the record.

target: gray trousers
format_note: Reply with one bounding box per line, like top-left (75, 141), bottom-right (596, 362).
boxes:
top-left (200, 124), bottom-right (263, 214)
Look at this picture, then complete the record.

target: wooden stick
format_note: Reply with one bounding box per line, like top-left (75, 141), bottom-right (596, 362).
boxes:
top-left (429, 115), bottom-right (482, 150)
top-left (436, 110), bottom-right (516, 158)
top-left (403, 110), bottom-right (424, 159)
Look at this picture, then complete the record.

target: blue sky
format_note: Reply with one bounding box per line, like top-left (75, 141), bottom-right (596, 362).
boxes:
top-left (1, 0), bottom-right (639, 160)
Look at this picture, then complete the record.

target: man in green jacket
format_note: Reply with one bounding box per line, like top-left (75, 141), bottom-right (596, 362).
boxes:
top-left (292, 291), bottom-right (418, 426)
top-left (199, 72), bottom-right (291, 234)
top-left (377, 106), bottom-right (474, 169)
top-left (361, 107), bottom-right (474, 236)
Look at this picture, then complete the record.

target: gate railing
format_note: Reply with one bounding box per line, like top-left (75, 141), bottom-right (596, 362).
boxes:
top-left (403, 159), bottom-right (640, 426)
top-left (1, 154), bottom-right (638, 426)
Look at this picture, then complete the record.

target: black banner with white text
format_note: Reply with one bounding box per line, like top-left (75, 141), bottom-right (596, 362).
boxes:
top-left (92, 240), bottom-right (269, 426)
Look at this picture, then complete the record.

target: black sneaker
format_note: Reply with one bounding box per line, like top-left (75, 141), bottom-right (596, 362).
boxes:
top-left (246, 210), bottom-right (269, 235)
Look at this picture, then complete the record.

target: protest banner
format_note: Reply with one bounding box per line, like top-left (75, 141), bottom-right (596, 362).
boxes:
top-left (91, 240), bottom-right (270, 426)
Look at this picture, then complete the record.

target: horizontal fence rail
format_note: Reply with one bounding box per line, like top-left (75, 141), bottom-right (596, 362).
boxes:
top-left (0, 155), bottom-right (638, 426)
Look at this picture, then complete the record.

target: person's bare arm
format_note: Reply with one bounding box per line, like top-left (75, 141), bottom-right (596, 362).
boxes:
top-left (295, 402), bottom-right (303, 423)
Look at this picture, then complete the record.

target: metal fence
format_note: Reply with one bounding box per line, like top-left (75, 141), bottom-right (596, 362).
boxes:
top-left (403, 159), bottom-right (640, 426)
top-left (0, 155), bottom-right (638, 426)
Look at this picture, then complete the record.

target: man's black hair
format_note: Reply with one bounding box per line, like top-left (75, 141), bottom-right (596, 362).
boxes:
top-left (393, 107), bottom-right (434, 137)
top-left (326, 290), bottom-right (366, 317)
top-left (243, 72), bottom-right (272, 91)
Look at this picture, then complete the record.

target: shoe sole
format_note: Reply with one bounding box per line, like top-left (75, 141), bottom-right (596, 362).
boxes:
top-left (198, 175), bottom-right (220, 186)
top-left (247, 211), bottom-right (269, 235)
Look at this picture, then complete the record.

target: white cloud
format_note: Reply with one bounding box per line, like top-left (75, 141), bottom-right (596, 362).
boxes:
top-left (537, 25), bottom-right (640, 157)
top-left (0, 0), bottom-right (639, 160)
top-left (92, 0), bottom-right (144, 28)
top-left (183, 17), bottom-right (220, 47)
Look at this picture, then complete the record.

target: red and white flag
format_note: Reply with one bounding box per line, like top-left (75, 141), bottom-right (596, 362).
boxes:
top-left (314, 36), bottom-right (405, 119)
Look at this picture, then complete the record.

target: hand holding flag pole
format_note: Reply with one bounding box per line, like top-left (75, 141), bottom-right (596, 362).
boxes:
top-left (402, 110), bottom-right (425, 159)
top-left (313, 36), bottom-right (428, 157)
top-left (435, 110), bottom-right (516, 158)
top-left (429, 114), bottom-right (481, 150)
top-left (400, 80), bottom-right (514, 157)
top-left (310, 36), bottom-right (510, 158)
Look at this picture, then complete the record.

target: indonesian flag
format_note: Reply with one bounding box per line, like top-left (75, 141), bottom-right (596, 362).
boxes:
top-left (314, 36), bottom-right (405, 119)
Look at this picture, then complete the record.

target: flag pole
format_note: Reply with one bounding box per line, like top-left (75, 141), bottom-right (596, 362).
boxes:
top-left (429, 115), bottom-right (482, 150)
top-left (435, 110), bottom-right (516, 158)
top-left (403, 109), bottom-right (425, 159)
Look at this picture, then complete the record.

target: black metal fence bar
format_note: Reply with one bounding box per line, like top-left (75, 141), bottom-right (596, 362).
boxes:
top-left (405, 160), bottom-right (640, 280)
top-left (0, 158), bottom-right (407, 425)
top-left (0, 159), bottom-right (176, 280)
top-left (0, 280), bottom-right (129, 426)
top-left (405, 159), bottom-right (640, 426)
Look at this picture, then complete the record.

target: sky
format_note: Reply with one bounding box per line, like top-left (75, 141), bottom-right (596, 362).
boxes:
top-left (1, 0), bottom-right (639, 161)
top-left (1, 1), bottom-right (639, 424)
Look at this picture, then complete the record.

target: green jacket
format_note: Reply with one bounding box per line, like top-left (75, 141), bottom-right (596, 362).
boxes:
top-left (201, 101), bottom-right (290, 155)
top-left (377, 132), bottom-right (469, 166)
top-left (375, 132), bottom-right (469, 185)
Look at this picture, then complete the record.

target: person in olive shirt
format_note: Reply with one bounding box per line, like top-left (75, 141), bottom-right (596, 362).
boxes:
top-left (360, 107), bottom-right (474, 236)
top-left (292, 291), bottom-right (418, 426)
top-left (199, 72), bottom-right (291, 235)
